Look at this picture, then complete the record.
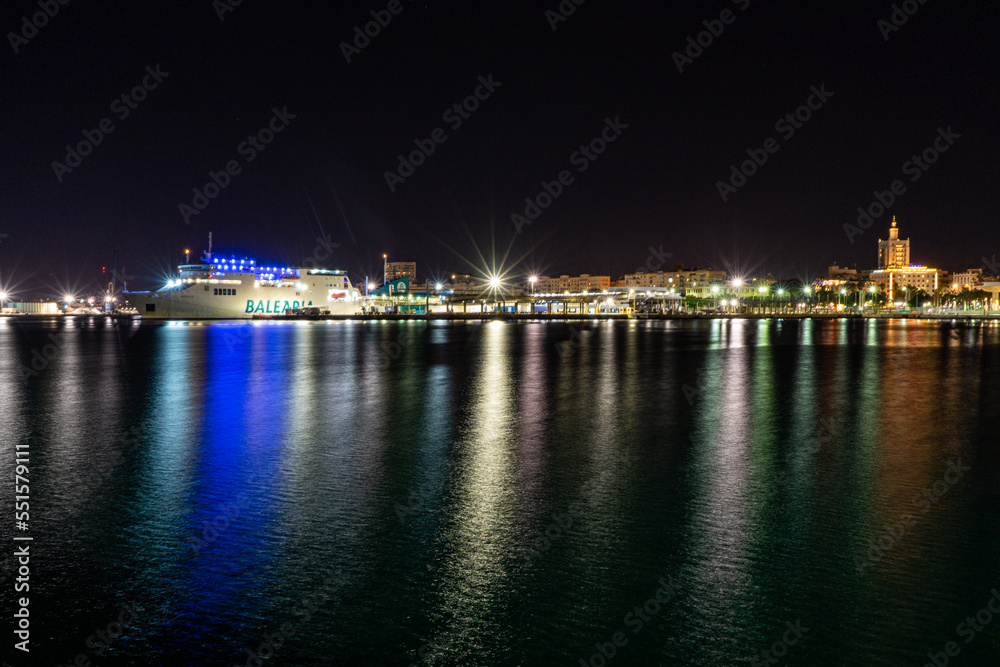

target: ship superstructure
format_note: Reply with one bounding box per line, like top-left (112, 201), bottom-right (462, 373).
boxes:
top-left (124, 247), bottom-right (363, 319)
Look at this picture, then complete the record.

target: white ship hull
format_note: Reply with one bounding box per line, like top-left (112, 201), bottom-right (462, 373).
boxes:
top-left (124, 263), bottom-right (364, 319)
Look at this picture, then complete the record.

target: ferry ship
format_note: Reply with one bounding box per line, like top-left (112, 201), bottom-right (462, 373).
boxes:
top-left (124, 244), bottom-right (364, 319)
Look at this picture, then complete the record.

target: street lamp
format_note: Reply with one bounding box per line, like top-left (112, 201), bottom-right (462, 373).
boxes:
top-left (529, 275), bottom-right (538, 293)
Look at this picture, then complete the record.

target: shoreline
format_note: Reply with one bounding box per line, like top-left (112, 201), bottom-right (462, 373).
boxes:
top-left (5, 312), bottom-right (1000, 322)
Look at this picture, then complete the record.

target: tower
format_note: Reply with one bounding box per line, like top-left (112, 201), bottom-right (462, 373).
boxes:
top-left (877, 216), bottom-right (910, 269)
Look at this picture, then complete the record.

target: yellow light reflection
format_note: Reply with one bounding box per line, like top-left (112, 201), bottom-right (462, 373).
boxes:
top-left (433, 322), bottom-right (517, 645)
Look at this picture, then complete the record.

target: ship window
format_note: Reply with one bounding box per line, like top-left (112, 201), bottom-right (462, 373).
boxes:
top-left (214, 289), bottom-right (218, 295)
top-left (146, 304), bottom-right (155, 313)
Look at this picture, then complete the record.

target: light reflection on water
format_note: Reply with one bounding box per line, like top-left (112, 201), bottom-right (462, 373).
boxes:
top-left (1, 318), bottom-right (999, 666)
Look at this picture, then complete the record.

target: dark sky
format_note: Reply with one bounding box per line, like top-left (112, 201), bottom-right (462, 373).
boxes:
top-left (2, 0), bottom-right (998, 295)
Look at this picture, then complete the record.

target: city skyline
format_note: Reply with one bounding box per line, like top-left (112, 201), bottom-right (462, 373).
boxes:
top-left (2, 1), bottom-right (998, 295)
top-left (2, 213), bottom-right (996, 302)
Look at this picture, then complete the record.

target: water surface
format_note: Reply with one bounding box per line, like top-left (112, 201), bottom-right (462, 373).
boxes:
top-left (2, 317), bottom-right (999, 666)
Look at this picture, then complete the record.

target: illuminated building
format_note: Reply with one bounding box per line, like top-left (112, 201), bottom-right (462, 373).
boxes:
top-left (877, 216), bottom-right (910, 269)
top-left (535, 274), bottom-right (610, 292)
top-left (869, 217), bottom-right (940, 297)
top-left (445, 274), bottom-right (482, 296)
top-left (951, 269), bottom-right (983, 290)
top-left (385, 261), bottom-right (416, 283)
top-left (870, 265), bottom-right (939, 294)
top-left (828, 264), bottom-right (858, 280)
top-left (623, 268), bottom-right (726, 289)
top-left (12, 300), bottom-right (60, 314)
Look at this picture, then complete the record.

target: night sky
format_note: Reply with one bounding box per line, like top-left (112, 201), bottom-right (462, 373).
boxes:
top-left (2, 0), bottom-right (998, 295)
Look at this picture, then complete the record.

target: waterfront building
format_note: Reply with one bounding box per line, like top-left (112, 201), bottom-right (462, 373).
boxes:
top-left (386, 261), bottom-right (416, 283)
top-left (869, 217), bottom-right (940, 297)
top-left (12, 300), bottom-right (60, 314)
top-left (870, 266), bottom-right (940, 294)
top-left (622, 268), bottom-right (726, 289)
top-left (828, 264), bottom-right (858, 280)
top-left (877, 216), bottom-right (911, 269)
top-left (982, 282), bottom-right (1000, 310)
top-left (952, 269), bottom-right (984, 290)
top-left (535, 274), bottom-right (610, 293)
top-left (444, 274), bottom-right (482, 296)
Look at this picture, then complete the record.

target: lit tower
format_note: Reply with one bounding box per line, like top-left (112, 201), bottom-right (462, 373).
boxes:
top-left (877, 216), bottom-right (910, 269)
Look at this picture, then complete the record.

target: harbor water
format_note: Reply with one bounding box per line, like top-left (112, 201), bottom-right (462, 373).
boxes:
top-left (2, 317), bottom-right (999, 666)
